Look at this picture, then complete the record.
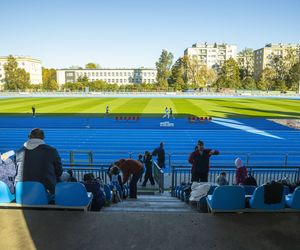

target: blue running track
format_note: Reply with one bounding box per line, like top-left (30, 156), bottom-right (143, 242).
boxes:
top-left (0, 116), bottom-right (299, 169)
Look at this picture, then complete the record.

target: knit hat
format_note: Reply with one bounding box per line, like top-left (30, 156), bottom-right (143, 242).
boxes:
top-left (235, 158), bottom-right (243, 168)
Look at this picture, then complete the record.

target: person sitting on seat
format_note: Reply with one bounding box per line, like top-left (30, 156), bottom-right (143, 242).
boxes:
top-left (216, 172), bottom-right (229, 186)
top-left (0, 151), bottom-right (16, 193)
top-left (15, 128), bottom-right (63, 195)
top-left (82, 173), bottom-right (106, 211)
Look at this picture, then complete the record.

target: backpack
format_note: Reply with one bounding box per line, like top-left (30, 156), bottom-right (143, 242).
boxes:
top-left (244, 175), bottom-right (257, 186)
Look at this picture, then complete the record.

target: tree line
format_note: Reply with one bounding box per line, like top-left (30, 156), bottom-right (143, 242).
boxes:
top-left (2, 50), bottom-right (300, 92)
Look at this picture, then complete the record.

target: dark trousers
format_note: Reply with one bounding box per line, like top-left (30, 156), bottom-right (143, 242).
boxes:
top-left (191, 171), bottom-right (208, 182)
top-left (129, 169), bottom-right (144, 198)
top-left (143, 168), bottom-right (155, 185)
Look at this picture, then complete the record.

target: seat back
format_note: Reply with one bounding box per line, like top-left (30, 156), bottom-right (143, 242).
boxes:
top-left (210, 186), bottom-right (245, 210)
top-left (16, 181), bottom-right (48, 205)
top-left (0, 181), bottom-right (15, 203)
top-left (289, 186), bottom-right (300, 209)
top-left (249, 186), bottom-right (285, 210)
top-left (55, 182), bottom-right (89, 206)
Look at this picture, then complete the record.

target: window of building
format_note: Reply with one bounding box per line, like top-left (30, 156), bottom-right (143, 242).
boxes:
top-left (124, 72), bottom-right (126, 76)
top-left (120, 79), bottom-right (122, 83)
top-left (92, 72), bottom-right (95, 76)
top-left (120, 72), bottom-right (122, 76)
top-left (112, 72), bottom-right (114, 76)
top-left (104, 72), bottom-right (106, 76)
top-left (108, 72), bottom-right (111, 76)
top-left (112, 79), bottom-right (115, 83)
top-left (100, 72), bottom-right (102, 76)
top-left (116, 72), bottom-right (118, 76)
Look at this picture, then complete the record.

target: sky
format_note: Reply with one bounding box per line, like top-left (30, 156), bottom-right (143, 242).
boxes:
top-left (1, 0), bottom-right (300, 69)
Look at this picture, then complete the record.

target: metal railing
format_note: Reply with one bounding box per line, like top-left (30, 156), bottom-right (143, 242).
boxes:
top-left (63, 164), bottom-right (110, 183)
top-left (153, 162), bottom-right (164, 193)
top-left (171, 165), bottom-right (300, 190)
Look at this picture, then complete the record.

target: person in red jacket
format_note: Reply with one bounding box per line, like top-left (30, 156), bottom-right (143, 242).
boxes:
top-left (117, 158), bottom-right (144, 198)
top-left (188, 140), bottom-right (219, 182)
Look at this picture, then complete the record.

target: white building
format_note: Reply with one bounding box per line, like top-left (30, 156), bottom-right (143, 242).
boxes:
top-left (184, 42), bottom-right (237, 70)
top-left (0, 56), bottom-right (42, 84)
top-left (57, 68), bottom-right (157, 85)
top-left (253, 43), bottom-right (300, 80)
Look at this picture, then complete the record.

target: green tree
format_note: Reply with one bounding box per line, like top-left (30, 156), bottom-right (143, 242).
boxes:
top-left (256, 67), bottom-right (277, 91)
top-left (3, 55), bottom-right (30, 90)
top-left (287, 62), bottom-right (300, 91)
top-left (85, 63), bottom-right (100, 69)
top-left (215, 58), bottom-right (241, 90)
top-left (183, 55), bottom-right (217, 90)
top-left (155, 50), bottom-right (173, 90)
top-left (42, 68), bottom-right (58, 90)
top-left (237, 48), bottom-right (254, 79)
top-left (241, 76), bottom-right (256, 90)
top-left (170, 57), bottom-right (187, 90)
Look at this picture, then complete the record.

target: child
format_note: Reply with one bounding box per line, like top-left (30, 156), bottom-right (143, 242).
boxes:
top-left (109, 165), bottom-right (123, 202)
top-left (216, 172), bottom-right (229, 186)
top-left (235, 158), bottom-right (247, 185)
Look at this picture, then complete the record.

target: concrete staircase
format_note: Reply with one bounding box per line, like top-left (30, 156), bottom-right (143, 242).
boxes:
top-left (101, 193), bottom-right (198, 213)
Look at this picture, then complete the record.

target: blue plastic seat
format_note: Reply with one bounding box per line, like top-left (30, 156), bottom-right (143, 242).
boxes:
top-left (206, 186), bottom-right (246, 212)
top-left (55, 182), bottom-right (92, 207)
top-left (242, 185), bottom-right (257, 195)
top-left (104, 184), bottom-right (112, 201)
top-left (285, 186), bottom-right (300, 210)
top-left (0, 181), bottom-right (15, 203)
top-left (249, 186), bottom-right (285, 210)
top-left (16, 181), bottom-right (49, 205)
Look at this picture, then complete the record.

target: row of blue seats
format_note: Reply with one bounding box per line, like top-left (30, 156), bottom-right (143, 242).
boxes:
top-left (0, 181), bottom-right (93, 208)
top-left (0, 180), bottom-right (130, 209)
top-left (207, 185), bottom-right (300, 213)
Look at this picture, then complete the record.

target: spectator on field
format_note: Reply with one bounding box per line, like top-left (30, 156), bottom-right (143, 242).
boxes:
top-left (188, 140), bottom-right (219, 182)
top-left (152, 142), bottom-right (166, 169)
top-left (15, 128), bottom-right (63, 195)
top-left (216, 172), bottom-right (229, 186)
top-left (169, 107), bottom-right (175, 119)
top-left (235, 158), bottom-right (248, 185)
top-left (116, 158), bottom-right (144, 198)
top-left (32, 106), bottom-right (36, 117)
top-left (105, 105), bottom-right (109, 116)
top-left (142, 151), bottom-right (155, 186)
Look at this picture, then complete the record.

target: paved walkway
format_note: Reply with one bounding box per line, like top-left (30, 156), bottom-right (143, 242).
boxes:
top-left (102, 194), bottom-right (198, 213)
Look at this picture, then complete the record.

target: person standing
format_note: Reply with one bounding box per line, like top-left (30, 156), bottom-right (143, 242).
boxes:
top-left (15, 128), bottom-right (63, 194)
top-left (116, 158), bottom-right (144, 199)
top-left (188, 140), bottom-right (219, 182)
top-left (163, 107), bottom-right (169, 119)
top-left (105, 106), bottom-right (109, 116)
top-left (32, 106), bottom-right (36, 117)
top-left (152, 142), bottom-right (165, 169)
top-left (169, 108), bottom-right (175, 119)
top-left (142, 151), bottom-right (155, 186)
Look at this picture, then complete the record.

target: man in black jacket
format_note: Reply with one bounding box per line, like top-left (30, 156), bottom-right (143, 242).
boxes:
top-left (15, 128), bottom-right (63, 194)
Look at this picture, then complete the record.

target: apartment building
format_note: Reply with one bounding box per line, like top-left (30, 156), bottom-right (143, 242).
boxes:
top-left (56, 68), bottom-right (157, 85)
top-left (253, 43), bottom-right (300, 80)
top-left (184, 42), bottom-right (237, 70)
top-left (0, 56), bottom-right (42, 84)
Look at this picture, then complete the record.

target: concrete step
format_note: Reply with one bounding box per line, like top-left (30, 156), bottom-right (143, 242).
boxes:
top-left (102, 194), bottom-right (198, 213)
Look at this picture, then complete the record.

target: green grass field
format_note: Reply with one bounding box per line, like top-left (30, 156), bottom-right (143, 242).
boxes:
top-left (0, 97), bottom-right (300, 118)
